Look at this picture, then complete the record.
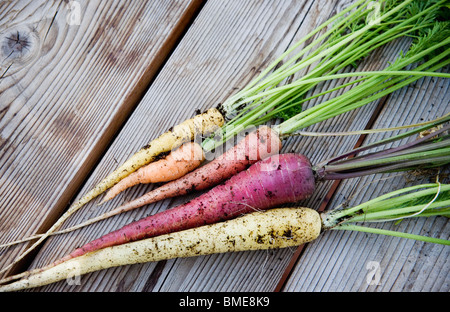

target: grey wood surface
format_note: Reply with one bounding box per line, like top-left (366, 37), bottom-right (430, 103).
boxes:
top-left (0, 0), bottom-right (203, 276)
top-left (0, 0), bottom-right (448, 292)
top-left (283, 75), bottom-right (450, 292)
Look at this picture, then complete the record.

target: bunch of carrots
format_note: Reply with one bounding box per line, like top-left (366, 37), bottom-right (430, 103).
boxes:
top-left (0, 0), bottom-right (449, 291)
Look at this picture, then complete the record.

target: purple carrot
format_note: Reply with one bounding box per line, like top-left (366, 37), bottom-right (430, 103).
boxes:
top-left (54, 153), bottom-right (315, 264)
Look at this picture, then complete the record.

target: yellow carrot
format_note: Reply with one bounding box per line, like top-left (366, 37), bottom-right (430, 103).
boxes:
top-left (0, 108), bottom-right (224, 276)
top-left (89, 108), bottom-right (224, 205)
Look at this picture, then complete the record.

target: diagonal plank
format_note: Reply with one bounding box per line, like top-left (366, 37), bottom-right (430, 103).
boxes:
top-left (24, 0), bottom-right (325, 291)
top-left (25, 0), bottom-right (401, 292)
top-left (0, 0), bottom-right (204, 277)
top-left (282, 75), bottom-right (449, 292)
top-left (3, 0), bottom-right (448, 292)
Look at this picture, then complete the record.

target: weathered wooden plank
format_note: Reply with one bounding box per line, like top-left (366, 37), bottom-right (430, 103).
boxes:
top-left (21, 2), bottom-right (324, 290)
top-left (4, 0), bottom-right (448, 293)
top-left (282, 74), bottom-right (450, 292)
top-left (0, 0), bottom-right (203, 276)
top-left (24, 0), bottom-right (402, 292)
top-left (24, 0), bottom-right (320, 291)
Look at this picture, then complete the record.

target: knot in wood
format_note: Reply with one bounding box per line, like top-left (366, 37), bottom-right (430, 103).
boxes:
top-left (2, 31), bottom-right (31, 60)
top-left (8, 31), bottom-right (29, 53)
top-left (1, 26), bottom-right (41, 76)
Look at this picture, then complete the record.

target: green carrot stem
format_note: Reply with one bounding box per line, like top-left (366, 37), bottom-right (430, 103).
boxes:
top-left (316, 114), bottom-right (450, 167)
top-left (321, 182), bottom-right (450, 245)
top-left (322, 184), bottom-right (448, 227)
top-left (240, 70), bottom-right (450, 103)
top-left (220, 1), bottom-right (414, 121)
top-left (348, 200), bottom-right (450, 222)
top-left (227, 14), bottom-right (419, 125)
top-left (221, 0), bottom-right (372, 114)
top-left (275, 38), bottom-right (450, 134)
top-left (258, 78), bottom-right (367, 124)
top-left (332, 224), bottom-right (450, 245)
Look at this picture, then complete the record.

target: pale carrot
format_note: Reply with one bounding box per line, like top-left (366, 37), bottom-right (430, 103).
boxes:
top-left (3, 182), bottom-right (449, 292)
top-left (0, 208), bottom-right (321, 292)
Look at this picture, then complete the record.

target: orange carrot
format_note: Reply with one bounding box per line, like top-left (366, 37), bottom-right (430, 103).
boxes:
top-left (102, 142), bottom-right (205, 202)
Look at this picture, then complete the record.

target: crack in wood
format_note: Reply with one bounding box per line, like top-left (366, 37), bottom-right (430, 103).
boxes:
top-left (274, 94), bottom-right (391, 292)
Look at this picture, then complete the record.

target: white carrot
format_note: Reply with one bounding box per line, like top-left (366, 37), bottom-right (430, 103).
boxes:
top-left (1, 182), bottom-right (448, 291)
top-left (0, 208), bottom-right (321, 292)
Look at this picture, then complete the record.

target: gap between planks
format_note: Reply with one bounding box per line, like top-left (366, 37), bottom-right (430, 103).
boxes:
top-left (5, 0), bottom-right (206, 278)
top-left (274, 94), bottom-right (390, 292)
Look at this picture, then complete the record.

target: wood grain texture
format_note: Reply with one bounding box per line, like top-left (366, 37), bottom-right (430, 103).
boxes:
top-left (0, 0), bottom-right (203, 276)
top-left (283, 75), bottom-right (450, 292)
top-left (24, 0), bottom-right (319, 291)
top-left (1, 0), bottom-right (448, 292)
top-left (25, 0), bottom-right (411, 292)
